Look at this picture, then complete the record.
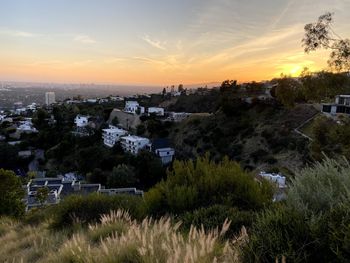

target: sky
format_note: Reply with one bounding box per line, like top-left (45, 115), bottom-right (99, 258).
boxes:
top-left (0, 0), bottom-right (349, 85)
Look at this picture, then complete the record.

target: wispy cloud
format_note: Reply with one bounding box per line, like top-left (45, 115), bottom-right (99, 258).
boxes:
top-left (74, 34), bottom-right (97, 44)
top-left (0, 29), bottom-right (39, 38)
top-left (141, 35), bottom-right (166, 50)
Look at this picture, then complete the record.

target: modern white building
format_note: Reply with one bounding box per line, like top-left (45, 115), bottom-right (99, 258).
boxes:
top-left (120, 135), bottom-right (150, 155)
top-left (322, 95), bottom-right (350, 115)
top-left (17, 119), bottom-right (38, 133)
top-left (26, 103), bottom-right (37, 112)
top-left (74, 115), bottom-right (90, 127)
top-left (86, 98), bottom-right (97, 103)
top-left (124, 101), bottom-right (139, 113)
top-left (148, 107), bottom-right (165, 116)
top-left (102, 125), bottom-right (128, 147)
top-left (15, 108), bottom-right (27, 115)
top-left (150, 139), bottom-right (175, 165)
top-left (45, 92), bottom-right (56, 105)
top-left (0, 114), bottom-right (7, 123)
top-left (124, 101), bottom-right (145, 114)
top-left (155, 148), bottom-right (175, 165)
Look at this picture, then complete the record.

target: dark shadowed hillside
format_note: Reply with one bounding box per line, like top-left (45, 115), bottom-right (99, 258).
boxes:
top-left (169, 101), bottom-right (318, 173)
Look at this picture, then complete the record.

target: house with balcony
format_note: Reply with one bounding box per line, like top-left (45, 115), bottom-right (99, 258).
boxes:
top-left (74, 115), bottom-right (90, 127)
top-left (120, 135), bottom-right (150, 155)
top-left (322, 95), bottom-right (350, 115)
top-left (73, 114), bottom-right (93, 136)
top-left (102, 125), bottom-right (128, 147)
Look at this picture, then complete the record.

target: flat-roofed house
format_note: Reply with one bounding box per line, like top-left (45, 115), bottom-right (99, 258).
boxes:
top-left (148, 107), bottom-right (165, 116)
top-left (102, 125), bottom-right (128, 147)
top-left (323, 95), bottom-right (350, 115)
top-left (120, 135), bottom-right (150, 155)
top-left (151, 138), bottom-right (175, 165)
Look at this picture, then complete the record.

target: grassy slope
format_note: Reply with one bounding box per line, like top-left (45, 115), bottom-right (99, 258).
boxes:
top-left (0, 211), bottom-right (246, 263)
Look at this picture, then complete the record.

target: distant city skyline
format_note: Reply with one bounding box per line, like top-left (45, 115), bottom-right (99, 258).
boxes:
top-left (0, 0), bottom-right (349, 85)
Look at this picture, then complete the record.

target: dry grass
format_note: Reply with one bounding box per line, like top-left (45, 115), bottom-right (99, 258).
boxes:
top-left (0, 211), bottom-right (248, 263)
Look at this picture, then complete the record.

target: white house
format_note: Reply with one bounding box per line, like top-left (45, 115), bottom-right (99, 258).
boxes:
top-left (17, 119), bottom-right (38, 133)
top-left (120, 135), bottom-right (150, 155)
top-left (15, 108), bottom-right (27, 115)
top-left (26, 103), bottom-right (37, 112)
top-left (0, 114), bottom-right (6, 123)
top-left (148, 107), bottom-right (165, 116)
top-left (74, 115), bottom-right (90, 127)
top-left (124, 101), bottom-right (145, 114)
top-left (86, 98), bottom-right (97, 103)
top-left (102, 125), bottom-right (128, 147)
top-left (151, 138), bottom-right (175, 165)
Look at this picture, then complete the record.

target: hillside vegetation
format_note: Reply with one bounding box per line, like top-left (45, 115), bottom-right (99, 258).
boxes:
top-left (170, 102), bottom-right (317, 173)
top-left (0, 211), bottom-right (246, 263)
top-left (2, 157), bottom-right (350, 262)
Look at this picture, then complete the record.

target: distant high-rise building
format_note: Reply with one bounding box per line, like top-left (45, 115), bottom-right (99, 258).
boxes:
top-left (45, 92), bottom-right (56, 105)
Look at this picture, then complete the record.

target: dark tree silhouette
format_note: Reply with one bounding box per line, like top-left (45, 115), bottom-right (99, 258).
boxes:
top-left (303, 12), bottom-right (350, 71)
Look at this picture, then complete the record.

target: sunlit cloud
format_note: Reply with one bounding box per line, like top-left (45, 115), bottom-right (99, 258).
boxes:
top-left (0, 28), bottom-right (39, 38)
top-left (74, 34), bottom-right (97, 44)
top-left (141, 35), bottom-right (166, 50)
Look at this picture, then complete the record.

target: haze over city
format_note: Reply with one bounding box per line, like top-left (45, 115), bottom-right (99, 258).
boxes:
top-left (1, 0), bottom-right (349, 86)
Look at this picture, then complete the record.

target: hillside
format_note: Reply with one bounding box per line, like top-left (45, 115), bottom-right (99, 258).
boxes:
top-left (169, 102), bottom-right (318, 173)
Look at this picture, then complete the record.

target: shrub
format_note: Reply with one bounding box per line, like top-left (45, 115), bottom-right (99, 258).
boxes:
top-left (287, 157), bottom-right (350, 215)
top-left (0, 169), bottom-right (25, 218)
top-left (145, 155), bottom-right (274, 215)
top-left (180, 205), bottom-right (255, 238)
top-left (244, 205), bottom-right (314, 263)
top-left (50, 194), bottom-right (146, 229)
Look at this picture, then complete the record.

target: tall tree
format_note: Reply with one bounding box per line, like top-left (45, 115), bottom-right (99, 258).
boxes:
top-left (303, 12), bottom-right (350, 71)
top-left (0, 169), bottom-right (25, 218)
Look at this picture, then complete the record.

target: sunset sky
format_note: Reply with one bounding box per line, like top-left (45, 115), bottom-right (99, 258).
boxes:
top-left (0, 0), bottom-right (349, 85)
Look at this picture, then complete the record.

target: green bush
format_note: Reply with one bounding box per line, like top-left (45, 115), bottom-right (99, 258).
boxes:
top-left (287, 157), bottom-right (350, 215)
top-left (50, 194), bottom-right (146, 229)
top-left (145, 155), bottom-right (274, 215)
top-left (0, 169), bottom-right (25, 218)
top-left (180, 205), bottom-right (254, 238)
top-left (244, 205), bottom-right (314, 263)
top-left (244, 158), bottom-right (350, 262)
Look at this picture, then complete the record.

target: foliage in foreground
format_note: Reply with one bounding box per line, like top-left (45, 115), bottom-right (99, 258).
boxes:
top-left (145, 155), bottom-right (274, 215)
top-left (49, 193), bottom-right (147, 229)
top-left (244, 158), bottom-right (350, 263)
top-left (0, 210), bottom-right (247, 263)
top-left (0, 169), bottom-right (25, 218)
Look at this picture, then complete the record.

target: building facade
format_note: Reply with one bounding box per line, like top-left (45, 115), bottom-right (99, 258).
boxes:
top-left (45, 92), bottom-right (56, 105)
top-left (74, 115), bottom-right (90, 127)
top-left (120, 135), bottom-right (150, 155)
top-left (102, 125), bottom-right (128, 147)
top-left (124, 101), bottom-right (145, 114)
top-left (322, 95), bottom-right (350, 115)
top-left (148, 107), bottom-right (165, 116)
